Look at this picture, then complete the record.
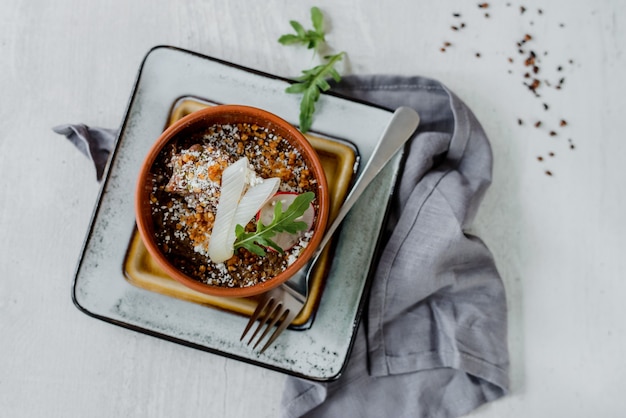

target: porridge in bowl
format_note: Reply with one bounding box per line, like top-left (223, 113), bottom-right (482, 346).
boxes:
top-left (135, 105), bottom-right (329, 297)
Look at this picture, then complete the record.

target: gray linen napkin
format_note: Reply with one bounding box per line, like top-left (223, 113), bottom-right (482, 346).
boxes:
top-left (54, 75), bottom-right (509, 418)
top-left (281, 76), bottom-right (509, 418)
top-left (52, 124), bottom-right (116, 181)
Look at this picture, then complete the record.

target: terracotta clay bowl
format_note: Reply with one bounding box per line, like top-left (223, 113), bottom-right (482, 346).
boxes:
top-left (135, 105), bottom-right (329, 298)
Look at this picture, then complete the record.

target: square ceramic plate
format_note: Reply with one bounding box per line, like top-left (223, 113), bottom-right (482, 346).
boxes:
top-left (73, 45), bottom-right (402, 381)
top-left (123, 96), bottom-right (359, 328)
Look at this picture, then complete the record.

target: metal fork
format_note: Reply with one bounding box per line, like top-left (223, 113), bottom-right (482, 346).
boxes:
top-left (239, 272), bottom-right (308, 353)
top-left (240, 106), bottom-right (420, 353)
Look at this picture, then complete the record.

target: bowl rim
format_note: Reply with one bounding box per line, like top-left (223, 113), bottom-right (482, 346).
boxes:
top-left (134, 104), bottom-right (329, 298)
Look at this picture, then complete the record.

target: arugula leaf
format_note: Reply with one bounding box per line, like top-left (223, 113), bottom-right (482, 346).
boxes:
top-left (285, 52), bottom-right (345, 132)
top-left (233, 192), bottom-right (315, 256)
top-left (278, 6), bottom-right (326, 50)
top-left (279, 7), bottom-right (346, 133)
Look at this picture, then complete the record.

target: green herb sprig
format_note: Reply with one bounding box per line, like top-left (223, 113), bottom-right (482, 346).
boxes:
top-left (285, 52), bottom-right (345, 133)
top-left (278, 7), bottom-right (345, 133)
top-left (278, 6), bottom-right (325, 50)
top-left (233, 192), bottom-right (315, 256)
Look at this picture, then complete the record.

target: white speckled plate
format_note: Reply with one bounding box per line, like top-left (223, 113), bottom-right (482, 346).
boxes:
top-left (73, 45), bottom-right (402, 381)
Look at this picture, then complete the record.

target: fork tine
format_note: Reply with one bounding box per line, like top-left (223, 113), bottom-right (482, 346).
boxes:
top-left (259, 310), bottom-right (295, 353)
top-left (241, 285), bottom-right (304, 353)
top-left (244, 299), bottom-right (277, 344)
top-left (240, 296), bottom-right (274, 341)
top-left (252, 305), bottom-right (287, 349)
top-left (248, 302), bottom-right (281, 348)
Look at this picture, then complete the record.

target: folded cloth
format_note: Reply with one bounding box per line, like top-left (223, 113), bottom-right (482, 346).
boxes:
top-left (281, 76), bottom-right (509, 418)
top-left (54, 75), bottom-right (509, 418)
top-left (52, 124), bottom-right (116, 181)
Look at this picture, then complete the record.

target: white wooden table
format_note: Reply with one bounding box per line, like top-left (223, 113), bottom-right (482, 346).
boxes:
top-left (1, 0), bottom-right (624, 416)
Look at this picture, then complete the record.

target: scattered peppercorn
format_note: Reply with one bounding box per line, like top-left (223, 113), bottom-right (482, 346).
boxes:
top-left (526, 78), bottom-right (541, 95)
top-left (531, 78), bottom-right (540, 89)
top-left (437, 5), bottom-right (577, 176)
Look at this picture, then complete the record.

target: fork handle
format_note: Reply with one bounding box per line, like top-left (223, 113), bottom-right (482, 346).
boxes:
top-left (284, 107), bottom-right (420, 297)
top-left (317, 106), bottom-right (420, 253)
